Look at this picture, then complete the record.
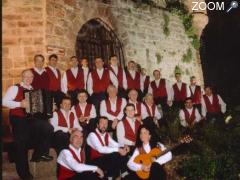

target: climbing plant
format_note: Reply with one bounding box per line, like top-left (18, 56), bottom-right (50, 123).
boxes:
top-left (163, 13), bottom-right (170, 36)
top-left (181, 48), bottom-right (192, 63)
top-left (155, 52), bottom-right (162, 64)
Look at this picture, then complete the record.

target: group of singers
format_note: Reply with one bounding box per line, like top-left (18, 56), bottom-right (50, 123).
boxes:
top-left (2, 53), bottom-right (226, 180)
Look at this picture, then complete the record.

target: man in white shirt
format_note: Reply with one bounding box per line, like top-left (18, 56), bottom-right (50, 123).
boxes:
top-left (2, 69), bottom-right (54, 179)
top-left (100, 85), bottom-right (126, 132)
top-left (117, 104), bottom-right (141, 149)
top-left (57, 129), bottom-right (104, 180)
top-left (179, 97), bottom-right (201, 128)
top-left (201, 86), bottom-right (226, 121)
top-left (72, 89), bottom-right (97, 134)
top-left (87, 57), bottom-right (118, 115)
top-left (61, 56), bottom-right (85, 105)
top-left (140, 68), bottom-right (150, 97)
top-left (87, 117), bottom-right (129, 179)
top-left (50, 96), bottom-right (82, 155)
top-left (80, 57), bottom-right (91, 90)
top-left (148, 69), bottom-right (173, 112)
top-left (108, 55), bottom-right (127, 98)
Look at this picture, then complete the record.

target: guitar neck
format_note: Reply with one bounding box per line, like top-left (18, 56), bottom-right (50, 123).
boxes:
top-left (157, 141), bottom-right (182, 158)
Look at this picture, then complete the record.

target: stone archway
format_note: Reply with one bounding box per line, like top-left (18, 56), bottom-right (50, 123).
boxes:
top-left (75, 18), bottom-right (125, 68)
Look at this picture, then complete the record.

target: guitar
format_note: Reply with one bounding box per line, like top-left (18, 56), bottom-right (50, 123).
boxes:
top-left (134, 135), bottom-right (193, 179)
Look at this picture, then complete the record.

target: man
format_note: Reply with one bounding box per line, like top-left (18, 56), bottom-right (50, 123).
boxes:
top-left (3, 69), bottom-right (53, 180)
top-left (128, 89), bottom-right (145, 122)
top-left (80, 57), bottom-right (91, 90)
top-left (108, 55), bottom-right (127, 98)
top-left (125, 61), bottom-right (143, 100)
top-left (87, 117), bottom-right (129, 179)
top-left (201, 86), bottom-right (226, 121)
top-left (57, 129), bottom-right (104, 180)
top-left (45, 54), bottom-right (64, 108)
top-left (50, 97), bottom-right (82, 155)
top-left (142, 93), bottom-right (162, 129)
top-left (140, 68), bottom-right (150, 97)
top-left (189, 76), bottom-right (203, 113)
top-left (61, 56), bottom-right (85, 105)
top-left (87, 57), bottom-right (118, 114)
top-left (72, 89), bottom-right (97, 134)
top-left (179, 97), bottom-right (201, 128)
top-left (30, 54), bottom-right (49, 90)
top-left (117, 104), bottom-right (141, 148)
top-left (100, 85), bottom-right (126, 132)
top-left (172, 73), bottom-right (190, 109)
top-left (148, 69), bottom-right (173, 111)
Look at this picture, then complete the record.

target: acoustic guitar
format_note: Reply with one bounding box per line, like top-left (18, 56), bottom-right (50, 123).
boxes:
top-left (134, 135), bottom-right (193, 179)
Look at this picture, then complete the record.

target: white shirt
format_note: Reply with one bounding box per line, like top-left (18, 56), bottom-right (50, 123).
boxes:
top-left (57, 144), bottom-right (98, 173)
top-left (100, 97), bottom-right (126, 121)
top-left (61, 67), bottom-right (84, 93)
top-left (110, 65), bottom-right (127, 90)
top-left (50, 109), bottom-right (82, 133)
top-left (142, 104), bottom-right (161, 120)
top-left (87, 129), bottom-right (121, 154)
top-left (173, 81), bottom-right (191, 98)
top-left (82, 67), bottom-right (89, 89)
top-left (179, 107), bottom-right (201, 127)
top-left (116, 117), bottom-right (139, 146)
top-left (71, 103), bottom-right (96, 119)
top-left (140, 75), bottom-right (150, 91)
top-left (127, 70), bottom-right (144, 91)
top-left (33, 67), bottom-right (46, 75)
top-left (128, 100), bottom-right (145, 118)
top-left (189, 85), bottom-right (204, 99)
top-left (87, 68), bottom-right (118, 95)
top-left (127, 142), bottom-right (172, 171)
top-left (201, 94), bottom-right (226, 117)
top-left (148, 79), bottom-right (173, 101)
top-left (47, 65), bottom-right (59, 78)
top-left (2, 82), bottom-right (33, 109)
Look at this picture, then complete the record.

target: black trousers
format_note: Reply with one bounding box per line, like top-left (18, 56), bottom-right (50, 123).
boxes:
top-left (154, 97), bottom-right (169, 113)
top-left (67, 90), bottom-right (81, 106)
top-left (51, 90), bottom-right (65, 109)
top-left (53, 131), bottom-right (70, 155)
top-left (173, 100), bottom-right (184, 110)
top-left (124, 162), bottom-right (166, 180)
top-left (67, 172), bottom-right (103, 180)
top-left (80, 118), bottom-right (98, 136)
top-left (90, 152), bottom-right (128, 178)
top-left (193, 104), bottom-right (202, 114)
top-left (10, 116), bottom-right (53, 179)
top-left (90, 92), bottom-right (106, 116)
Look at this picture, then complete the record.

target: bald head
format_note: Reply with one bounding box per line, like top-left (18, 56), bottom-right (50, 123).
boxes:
top-left (107, 85), bottom-right (118, 98)
top-left (22, 69), bottom-right (34, 86)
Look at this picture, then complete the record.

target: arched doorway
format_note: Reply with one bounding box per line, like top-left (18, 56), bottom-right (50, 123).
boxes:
top-left (75, 18), bottom-right (125, 68)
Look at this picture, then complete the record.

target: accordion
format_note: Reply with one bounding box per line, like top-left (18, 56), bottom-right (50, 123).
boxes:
top-left (24, 89), bottom-right (53, 118)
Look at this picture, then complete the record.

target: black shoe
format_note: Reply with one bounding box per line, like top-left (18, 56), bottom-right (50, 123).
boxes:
top-left (40, 154), bottom-right (53, 161)
top-left (21, 174), bottom-right (33, 180)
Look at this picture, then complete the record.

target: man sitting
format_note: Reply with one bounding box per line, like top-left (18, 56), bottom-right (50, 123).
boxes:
top-left (57, 129), bottom-right (104, 180)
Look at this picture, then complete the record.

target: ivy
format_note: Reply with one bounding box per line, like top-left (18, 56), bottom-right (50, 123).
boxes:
top-left (155, 52), bottom-right (162, 64)
top-left (163, 13), bottom-right (170, 36)
top-left (181, 48), bottom-right (192, 63)
top-left (174, 65), bottom-right (184, 75)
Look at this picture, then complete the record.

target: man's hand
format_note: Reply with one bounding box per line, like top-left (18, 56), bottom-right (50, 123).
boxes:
top-left (79, 116), bottom-right (87, 123)
top-left (96, 167), bottom-right (104, 178)
top-left (141, 164), bottom-right (151, 172)
top-left (21, 99), bottom-right (29, 109)
top-left (124, 145), bottom-right (130, 153)
top-left (118, 148), bottom-right (127, 156)
top-left (111, 119), bottom-right (118, 129)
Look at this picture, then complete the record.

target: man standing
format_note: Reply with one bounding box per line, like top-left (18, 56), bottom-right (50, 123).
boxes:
top-left (3, 69), bottom-right (53, 180)
top-left (189, 76), bottom-right (203, 113)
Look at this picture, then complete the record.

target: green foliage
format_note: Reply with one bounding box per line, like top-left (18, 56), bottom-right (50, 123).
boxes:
top-left (181, 48), bottom-right (192, 63)
top-left (174, 65), bottom-right (184, 75)
top-left (146, 48), bottom-right (150, 58)
top-left (155, 52), bottom-right (162, 64)
top-left (163, 13), bottom-right (170, 36)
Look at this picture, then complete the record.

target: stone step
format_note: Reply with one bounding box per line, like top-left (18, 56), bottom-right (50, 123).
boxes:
top-left (2, 149), bottom-right (57, 180)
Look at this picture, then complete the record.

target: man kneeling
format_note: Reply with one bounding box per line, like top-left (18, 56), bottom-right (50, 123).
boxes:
top-left (57, 129), bottom-right (104, 180)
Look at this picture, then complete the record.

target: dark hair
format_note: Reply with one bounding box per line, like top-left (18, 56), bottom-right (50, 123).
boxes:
top-left (190, 76), bottom-right (196, 80)
top-left (49, 54), bottom-right (58, 60)
top-left (109, 54), bottom-right (117, 59)
top-left (94, 56), bottom-right (102, 61)
top-left (135, 124), bottom-right (158, 149)
top-left (34, 54), bottom-right (45, 61)
top-left (60, 96), bottom-right (71, 104)
top-left (128, 60), bottom-right (135, 64)
top-left (77, 89), bottom-right (89, 98)
top-left (97, 116), bottom-right (108, 124)
top-left (153, 69), bottom-right (160, 75)
top-left (185, 97), bottom-right (192, 103)
top-left (175, 72), bottom-right (181, 76)
top-left (70, 56), bottom-right (77, 60)
top-left (81, 57), bottom-right (88, 60)
top-left (124, 103), bottom-right (135, 112)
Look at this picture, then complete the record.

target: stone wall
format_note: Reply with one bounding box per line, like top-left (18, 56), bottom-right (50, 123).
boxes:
top-left (2, 0), bottom-right (205, 95)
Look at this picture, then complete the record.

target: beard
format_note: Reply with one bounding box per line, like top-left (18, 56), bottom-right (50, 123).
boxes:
top-left (98, 127), bottom-right (106, 134)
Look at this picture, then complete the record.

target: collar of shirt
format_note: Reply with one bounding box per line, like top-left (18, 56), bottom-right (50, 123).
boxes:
top-left (20, 82), bottom-right (33, 90)
top-left (129, 99), bottom-right (137, 105)
top-left (109, 97), bottom-right (117, 103)
top-left (186, 107), bottom-right (193, 113)
top-left (111, 65), bottom-right (118, 74)
top-left (79, 102), bottom-right (87, 108)
top-left (143, 143), bottom-right (151, 153)
top-left (126, 116), bottom-right (136, 123)
top-left (48, 65), bottom-right (58, 77)
top-left (34, 67), bottom-right (46, 75)
top-left (69, 144), bottom-right (81, 159)
top-left (95, 128), bottom-right (107, 138)
top-left (129, 70), bottom-right (136, 78)
top-left (71, 67), bottom-right (79, 77)
top-left (60, 109), bottom-right (71, 120)
top-left (97, 68), bottom-right (104, 77)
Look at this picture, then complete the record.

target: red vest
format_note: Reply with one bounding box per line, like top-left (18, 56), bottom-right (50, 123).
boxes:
top-left (173, 83), bottom-right (187, 101)
top-left (57, 111), bottom-right (75, 128)
top-left (91, 69), bottom-right (110, 93)
top-left (135, 102), bottom-right (142, 116)
top-left (45, 67), bottom-right (61, 91)
top-left (90, 131), bottom-right (109, 160)
top-left (183, 108), bottom-right (196, 125)
top-left (151, 79), bottom-right (167, 98)
top-left (58, 148), bottom-right (85, 180)
top-left (74, 104), bottom-right (92, 118)
top-left (66, 68), bottom-right (85, 91)
top-left (203, 95), bottom-right (221, 113)
top-left (106, 98), bottom-right (122, 117)
top-left (144, 103), bottom-right (156, 118)
top-left (31, 68), bottom-right (49, 90)
top-left (126, 70), bottom-right (141, 90)
top-left (109, 66), bottom-right (123, 88)
top-left (190, 85), bottom-right (201, 104)
top-left (144, 76), bottom-right (150, 90)
top-left (122, 119), bottom-right (140, 142)
top-left (9, 84), bottom-right (25, 117)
